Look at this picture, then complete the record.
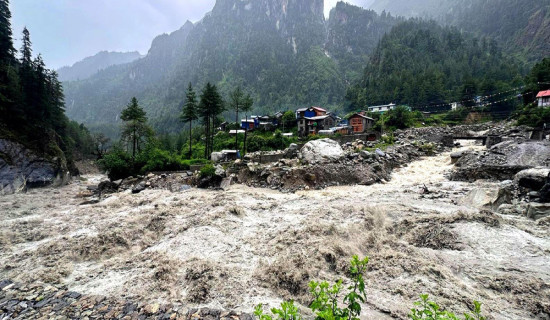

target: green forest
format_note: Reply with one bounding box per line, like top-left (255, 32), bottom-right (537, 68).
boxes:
top-left (0, 0), bottom-right (93, 173)
top-left (345, 19), bottom-right (524, 113)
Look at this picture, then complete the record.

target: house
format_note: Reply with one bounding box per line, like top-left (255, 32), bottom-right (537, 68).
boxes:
top-left (331, 126), bottom-right (352, 135)
top-left (348, 113), bottom-right (375, 133)
top-left (296, 107), bottom-right (337, 136)
top-left (211, 150), bottom-right (241, 162)
top-left (537, 90), bottom-right (550, 107)
top-left (241, 116), bottom-right (259, 130)
top-left (450, 102), bottom-right (462, 111)
top-left (241, 113), bottom-right (284, 131)
top-left (367, 103), bottom-right (396, 113)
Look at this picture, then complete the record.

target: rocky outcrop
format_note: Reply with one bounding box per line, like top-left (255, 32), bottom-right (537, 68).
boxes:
top-left (451, 140), bottom-right (550, 182)
top-left (0, 139), bottom-right (69, 194)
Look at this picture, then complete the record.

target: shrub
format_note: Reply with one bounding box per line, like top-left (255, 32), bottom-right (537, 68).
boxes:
top-left (410, 295), bottom-right (486, 320)
top-left (199, 164), bottom-right (216, 178)
top-left (97, 146), bottom-right (134, 180)
top-left (254, 301), bottom-right (302, 320)
top-left (309, 255), bottom-right (369, 320)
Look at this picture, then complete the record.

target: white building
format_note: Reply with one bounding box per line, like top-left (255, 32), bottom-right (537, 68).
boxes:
top-left (537, 90), bottom-right (550, 107)
top-left (367, 103), bottom-right (396, 113)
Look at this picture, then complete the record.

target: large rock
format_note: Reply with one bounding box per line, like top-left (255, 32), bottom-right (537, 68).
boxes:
top-left (514, 168), bottom-right (550, 190)
top-left (0, 139), bottom-right (69, 194)
top-left (460, 182), bottom-right (512, 210)
top-left (527, 203), bottom-right (550, 220)
top-left (300, 139), bottom-right (344, 164)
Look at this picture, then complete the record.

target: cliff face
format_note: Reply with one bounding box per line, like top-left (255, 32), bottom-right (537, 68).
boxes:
top-left (57, 51), bottom-right (143, 82)
top-left (0, 139), bottom-right (69, 195)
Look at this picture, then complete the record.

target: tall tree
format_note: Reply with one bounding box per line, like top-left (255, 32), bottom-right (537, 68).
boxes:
top-left (229, 86), bottom-right (244, 151)
top-left (199, 83), bottom-right (224, 159)
top-left (20, 27), bottom-right (32, 66)
top-left (0, 0), bottom-right (16, 118)
top-left (241, 93), bottom-right (253, 154)
top-left (120, 97), bottom-right (150, 159)
top-left (180, 83), bottom-right (198, 158)
top-left (0, 0), bottom-right (14, 64)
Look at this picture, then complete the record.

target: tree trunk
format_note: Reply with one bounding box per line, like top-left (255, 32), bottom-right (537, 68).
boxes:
top-left (235, 108), bottom-right (239, 152)
top-left (189, 121), bottom-right (193, 159)
top-left (244, 114), bottom-right (248, 155)
top-left (132, 123), bottom-right (136, 159)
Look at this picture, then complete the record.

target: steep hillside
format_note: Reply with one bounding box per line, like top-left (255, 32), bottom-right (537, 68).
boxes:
top-left (347, 20), bottom-right (523, 112)
top-left (370, 0), bottom-right (550, 62)
top-left (57, 51), bottom-right (143, 82)
top-left (63, 0), bottom-right (398, 134)
top-left (326, 2), bottom-right (403, 82)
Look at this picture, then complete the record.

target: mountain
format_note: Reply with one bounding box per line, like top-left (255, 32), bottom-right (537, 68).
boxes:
top-left (57, 51), bottom-right (143, 82)
top-left (63, 0), bottom-right (400, 134)
top-left (346, 19), bottom-right (523, 112)
top-left (369, 0), bottom-right (454, 18)
top-left (369, 0), bottom-right (550, 62)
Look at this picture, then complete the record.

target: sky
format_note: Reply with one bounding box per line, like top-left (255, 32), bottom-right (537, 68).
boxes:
top-left (11, 0), bottom-right (373, 69)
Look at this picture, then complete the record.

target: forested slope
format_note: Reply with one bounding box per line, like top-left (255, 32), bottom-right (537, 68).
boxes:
top-left (346, 20), bottom-right (523, 112)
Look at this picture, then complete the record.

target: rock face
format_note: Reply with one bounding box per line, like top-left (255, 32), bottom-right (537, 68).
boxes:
top-left (451, 140), bottom-right (550, 182)
top-left (300, 139), bottom-right (344, 164)
top-left (0, 139), bottom-right (68, 194)
top-left (515, 168), bottom-right (550, 190)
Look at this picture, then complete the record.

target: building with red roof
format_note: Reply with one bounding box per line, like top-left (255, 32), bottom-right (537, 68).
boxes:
top-left (537, 90), bottom-right (550, 107)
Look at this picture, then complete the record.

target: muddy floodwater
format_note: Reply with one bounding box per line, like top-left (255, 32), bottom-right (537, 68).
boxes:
top-left (1, 145), bottom-right (549, 319)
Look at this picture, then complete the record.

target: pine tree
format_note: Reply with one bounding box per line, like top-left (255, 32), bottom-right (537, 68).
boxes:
top-left (0, 0), bottom-right (14, 64)
top-left (199, 83), bottom-right (224, 159)
top-left (0, 0), bottom-right (16, 120)
top-left (229, 86), bottom-right (244, 151)
top-left (121, 97), bottom-right (150, 159)
top-left (20, 27), bottom-right (32, 66)
top-left (180, 83), bottom-right (198, 158)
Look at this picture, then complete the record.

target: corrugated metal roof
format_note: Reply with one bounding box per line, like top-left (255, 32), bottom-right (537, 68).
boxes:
top-left (537, 90), bottom-right (550, 98)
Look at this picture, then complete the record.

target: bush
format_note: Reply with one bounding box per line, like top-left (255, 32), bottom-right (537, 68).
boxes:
top-left (410, 295), bottom-right (486, 320)
top-left (199, 164), bottom-right (216, 178)
top-left (97, 146), bottom-right (134, 180)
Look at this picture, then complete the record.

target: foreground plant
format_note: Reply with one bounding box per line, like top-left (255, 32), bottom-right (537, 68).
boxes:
top-left (409, 294), bottom-right (486, 320)
top-left (309, 255), bottom-right (369, 320)
top-left (254, 300), bottom-right (302, 320)
top-left (255, 255), bottom-right (369, 320)
top-left (255, 257), bottom-right (486, 320)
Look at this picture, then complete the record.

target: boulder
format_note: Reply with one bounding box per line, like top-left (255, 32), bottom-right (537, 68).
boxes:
top-left (460, 182), bottom-right (512, 210)
top-left (0, 139), bottom-right (69, 194)
top-left (514, 168), bottom-right (550, 190)
top-left (220, 177), bottom-right (233, 191)
top-left (450, 151), bottom-right (464, 164)
top-left (300, 139), bottom-right (344, 164)
top-left (132, 181), bottom-right (147, 194)
top-left (527, 203), bottom-right (550, 220)
top-left (375, 149), bottom-right (386, 157)
top-left (215, 165), bottom-right (226, 177)
top-left (283, 143), bottom-right (300, 158)
top-left (211, 152), bottom-right (225, 163)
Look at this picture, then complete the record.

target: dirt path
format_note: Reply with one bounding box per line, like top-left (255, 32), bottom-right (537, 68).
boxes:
top-left (1, 147), bottom-right (549, 319)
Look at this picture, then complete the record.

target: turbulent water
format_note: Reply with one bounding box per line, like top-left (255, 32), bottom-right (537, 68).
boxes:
top-left (1, 144), bottom-right (549, 319)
